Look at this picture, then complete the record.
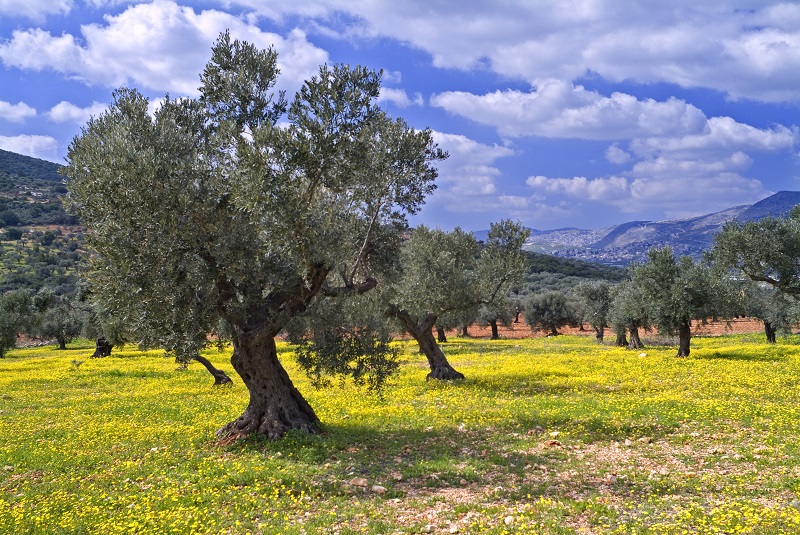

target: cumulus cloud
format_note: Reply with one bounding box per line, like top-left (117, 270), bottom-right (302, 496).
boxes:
top-left (0, 100), bottom-right (36, 123)
top-left (47, 101), bottom-right (108, 124)
top-left (626, 173), bottom-right (768, 220)
top-left (232, 0), bottom-right (800, 103)
top-left (605, 144), bottom-right (631, 164)
top-left (0, 135), bottom-right (61, 162)
top-left (527, 175), bottom-right (630, 202)
top-left (0, 1), bottom-right (328, 96)
top-left (0, 0), bottom-right (72, 20)
top-left (430, 131), bottom-right (514, 197)
top-left (630, 117), bottom-right (797, 160)
top-left (378, 88), bottom-right (423, 108)
top-left (431, 81), bottom-right (709, 140)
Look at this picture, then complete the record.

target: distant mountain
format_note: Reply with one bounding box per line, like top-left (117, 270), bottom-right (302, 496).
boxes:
top-left (520, 191), bottom-right (800, 266)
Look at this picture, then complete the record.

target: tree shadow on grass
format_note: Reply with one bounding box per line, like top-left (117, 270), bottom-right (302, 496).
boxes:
top-left (220, 397), bottom-right (682, 506)
top-left (694, 349), bottom-right (785, 362)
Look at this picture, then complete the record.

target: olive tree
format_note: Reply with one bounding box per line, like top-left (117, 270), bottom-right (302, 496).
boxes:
top-left (32, 288), bottom-right (84, 350)
top-left (573, 280), bottom-right (612, 343)
top-left (631, 246), bottom-right (736, 357)
top-left (387, 220), bottom-right (529, 380)
top-left (608, 280), bottom-right (650, 349)
top-left (64, 33), bottom-right (444, 439)
top-left (742, 283), bottom-right (797, 343)
top-left (523, 290), bottom-right (579, 336)
top-left (713, 208), bottom-right (800, 296)
top-left (0, 290), bottom-right (32, 357)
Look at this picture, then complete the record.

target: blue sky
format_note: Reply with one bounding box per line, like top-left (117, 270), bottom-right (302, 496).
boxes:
top-left (0, 1), bottom-right (798, 231)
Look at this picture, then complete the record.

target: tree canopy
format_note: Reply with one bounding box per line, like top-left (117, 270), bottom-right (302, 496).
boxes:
top-left (630, 246), bottom-right (736, 357)
top-left (713, 208), bottom-right (800, 296)
top-left (64, 32), bottom-right (445, 439)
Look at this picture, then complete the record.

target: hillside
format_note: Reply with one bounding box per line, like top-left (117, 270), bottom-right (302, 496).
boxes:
top-left (522, 191), bottom-right (800, 266)
top-left (0, 149), bottom-right (77, 228)
top-left (0, 149), bottom-right (84, 293)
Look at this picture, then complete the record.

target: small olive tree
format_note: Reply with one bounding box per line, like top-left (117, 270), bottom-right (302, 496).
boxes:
top-left (573, 280), bottom-right (612, 343)
top-left (387, 220), bottom-right (529, 380)
top-left (631, 247), bottom-right (737, 357)
top-left (523, 290), bottom-right (579, 336)
top-left (608, 280), bottom-right (650, 349)
top-left (0, 290), bottom-right (32, 357)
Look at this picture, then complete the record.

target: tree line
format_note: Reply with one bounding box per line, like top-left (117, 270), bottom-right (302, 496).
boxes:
top-left (3, 33), bottom-right (799, 441)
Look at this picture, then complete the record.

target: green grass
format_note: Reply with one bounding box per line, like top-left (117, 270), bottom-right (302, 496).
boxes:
top-left (2, 334), bottom-right (800, 534)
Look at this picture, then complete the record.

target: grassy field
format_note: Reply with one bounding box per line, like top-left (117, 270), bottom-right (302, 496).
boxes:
top-left (2, 333), bottom-right (800, 534)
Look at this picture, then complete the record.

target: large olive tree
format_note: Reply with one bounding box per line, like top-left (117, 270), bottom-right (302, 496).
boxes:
top-left (64, 33), bottom-right (444, 439)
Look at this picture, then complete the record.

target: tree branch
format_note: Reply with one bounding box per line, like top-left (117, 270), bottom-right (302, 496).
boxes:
top-left (321, 277), bottom-right (378, 297)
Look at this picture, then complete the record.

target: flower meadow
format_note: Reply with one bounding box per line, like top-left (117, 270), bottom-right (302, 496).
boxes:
top-left (2, 332), bottom-right (800, 534)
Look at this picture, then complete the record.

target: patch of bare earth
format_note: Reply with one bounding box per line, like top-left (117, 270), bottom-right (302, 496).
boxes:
top-left (440, 317), bottom-right (765, 341)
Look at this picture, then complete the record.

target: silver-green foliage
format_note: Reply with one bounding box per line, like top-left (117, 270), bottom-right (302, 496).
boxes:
top-left (64, 32), bottom-right (444, 362)
top-left (713, 207), bottom-right (800, 296)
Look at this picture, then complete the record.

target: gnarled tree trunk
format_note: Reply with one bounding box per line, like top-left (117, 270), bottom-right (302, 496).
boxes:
top-left (677, 320), bottom-right (691, 357)
top-left (90, 337), bottom-right (113, 358)
top-left (627, 325), bottom-right (644, 349)
top-left (764, 321), bottom-right (777, 344)
top-left (461, 325), bottom-right (469, 337)
top-left (390, 308), bottom-right (465, 380)
top-left (194, 354), bottom-right (233, 385)
top-left (593, 325), bottom-right (604, 343)
top-left (217, 329), bottom-right (318, 440)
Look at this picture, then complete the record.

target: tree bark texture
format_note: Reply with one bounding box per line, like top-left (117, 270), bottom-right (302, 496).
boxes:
top-left (627, 326), bottom-right (644, 349)
top-left (461, 325), bottom-right (469, 337)
top-left (217, 331), bottom-right (319, 440)
top-left (489, 320), bottom-right (499, 340)
top-left (418, 328), bottom-right (465, 380)
top-left (677, 320), bottom-right (691, 357)
top-left (194, 354), bottom-right (233, 385)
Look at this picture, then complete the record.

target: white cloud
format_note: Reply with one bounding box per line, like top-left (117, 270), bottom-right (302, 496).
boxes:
top-left (431, 131), bottom-right (514, 196)
top-left (626, 173), bottom-right (768, 220)
top-left (232, 0), bottom-right (800, 103)
top-left (0, 1), bottom-right (328, 97)
top-left (527, 175), bottom-right (630, 202)
top-left (378, 88), bottom-right (423, 108)
top-left (0, 135), bottom-right (61, 162)
top-left (431, 81), bottom-right (709, 140)
top-left (605, 144), bottom-right (631, 165)
top-left (0, 0), bottom-right (72, 20)
top-left (47, 101), bottom-right (108, 124)
top-left (630, 117), bottom-right (797, 159)
top-left (0, 100), bottom-right (36, 123)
